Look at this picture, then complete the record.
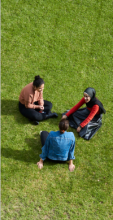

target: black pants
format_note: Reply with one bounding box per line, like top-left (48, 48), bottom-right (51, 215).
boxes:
top-left (68, 108), bottom-right (102, 140)
top-left (40, 131), bottom-right (49, 146)
top-left (19, 100), bottom-right (52, 121)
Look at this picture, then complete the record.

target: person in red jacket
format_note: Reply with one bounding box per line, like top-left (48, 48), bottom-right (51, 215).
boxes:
top-left (62, 87), bottom-right (106, 140)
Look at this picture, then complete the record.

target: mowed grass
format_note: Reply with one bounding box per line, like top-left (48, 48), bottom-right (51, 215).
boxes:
top-left (1, 0), bottom-right (113, 219)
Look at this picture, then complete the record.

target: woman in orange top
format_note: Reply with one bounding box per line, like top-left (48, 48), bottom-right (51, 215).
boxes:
top-left (62, 87), bottom-right (106, 140)
top-left (19, 75), bottom-right (58, 125)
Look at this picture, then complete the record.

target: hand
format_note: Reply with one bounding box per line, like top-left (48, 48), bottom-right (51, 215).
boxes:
top-left (69, 164), bottom-right (75, 172)
top-left (39, 105), bottom-right (44, 110)
top-left (61, 115), bottom-right (67, 120)
top-left (77, 126), bottom-right (82, 133)
top-left (37, 161), bottom-right (43, 169)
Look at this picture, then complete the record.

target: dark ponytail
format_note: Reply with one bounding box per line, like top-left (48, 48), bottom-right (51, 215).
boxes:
top-left (33, 75), bottom-right (44, 88)
top-left (59, 119), bottom-right (69, 134)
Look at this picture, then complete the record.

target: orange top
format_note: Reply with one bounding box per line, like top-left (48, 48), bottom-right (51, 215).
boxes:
top-left (19, 82), bottom-right (43, 109)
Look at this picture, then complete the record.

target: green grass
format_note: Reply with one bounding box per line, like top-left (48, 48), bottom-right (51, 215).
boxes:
top-left (1, 0), bottom-right (113, 219)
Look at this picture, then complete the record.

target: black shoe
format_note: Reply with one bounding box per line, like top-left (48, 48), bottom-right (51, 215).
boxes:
top-left (45, 112), bottom-right (58, 119)
top-left (34, 121), bottom-right (39, 125)
top-left (29, 119), bottom-right (39, 125)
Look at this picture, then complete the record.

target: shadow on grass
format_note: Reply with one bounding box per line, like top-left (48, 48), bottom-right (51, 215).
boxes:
top-left (1, 99), bottom-right (30, 124)
top-left (1, 99), bottom-right (62, 125)
top-left (1, 146), bottom-right (67, 167)
top-left (2, 135), bottom-right (74, 168)
top-left (2, 136), bottom-right (42, 164)
top-left (1, 147), bottom-right (38, 164)
top-left (1, 99), bottom-right (19, 115)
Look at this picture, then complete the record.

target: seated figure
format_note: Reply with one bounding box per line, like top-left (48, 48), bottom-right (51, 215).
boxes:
top-left (37, 119), bottom-right (75, 172)
top-left (62, 87), bottom-right (106, 140)
top-left (19, 75), bottom-right (58, 125)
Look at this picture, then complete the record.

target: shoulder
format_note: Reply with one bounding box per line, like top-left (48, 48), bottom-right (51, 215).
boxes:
top-left (65, 131), bottom-right (75, 140)
top-left (49, 131), bottom-right (61, 138)
top-left (49, 131), bottom-right (54, 135)
top-left (24, 82), bottom-right (34, 94)
top-left (49, 131), bottom-right (57, 136)
top-left (25, 82), bottom-right (33, 89)
top-left (22, 82), bottom-right (33, 91)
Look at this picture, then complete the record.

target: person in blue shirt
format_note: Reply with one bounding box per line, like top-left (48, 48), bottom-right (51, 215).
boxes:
top-left (37, 119), bottom-right (75, 172)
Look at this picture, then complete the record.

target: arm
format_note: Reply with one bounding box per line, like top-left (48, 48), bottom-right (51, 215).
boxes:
top-left (25, 94), bottom-right (43, 109)
top-left (77, 105), bottom-right (99, 132)
top-left (37, 134), bottom-right (50, 169)
top-left (62, 97), bottom-right (85, 120)
top-left (68, 139), bottom-right (75, 161)
top-left (37, 158), bottom-right (44, 169)
top-left (66, 97), bottom-right (85, 117)
top-left (68, 136), bottom-right (75, 172)
top-left (38, 91), bottom-right (44, 106)
top-left (69, 160), bottom-right (75, 172)
top-left (80, 105), bottom-right (99, 128)
top-left (39, 136), bottom-right (50, 160)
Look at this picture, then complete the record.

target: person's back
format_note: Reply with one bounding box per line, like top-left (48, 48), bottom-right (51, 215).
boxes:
top-left (37, 119), bottom-right (76, 172)
top-left (46, 130), bottom-right (75, 161)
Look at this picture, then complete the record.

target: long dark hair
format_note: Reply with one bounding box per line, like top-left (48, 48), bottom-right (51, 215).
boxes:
top-left (33, 75), bottom-right (44, 88)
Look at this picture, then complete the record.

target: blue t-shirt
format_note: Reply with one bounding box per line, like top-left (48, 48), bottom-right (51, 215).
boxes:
top-left (40, 131), bottom-right (75, 161)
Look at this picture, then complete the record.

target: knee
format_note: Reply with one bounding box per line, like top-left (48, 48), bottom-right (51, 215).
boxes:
top-left (32, 112), bottom-right (44, 121)
top-left (48, 102), bottom-right (52, 109)
top-left (31, 112), bottom-right (39, 121)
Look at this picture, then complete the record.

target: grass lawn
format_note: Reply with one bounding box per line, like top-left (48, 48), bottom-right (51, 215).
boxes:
top-left (1, 0), bottom-right (113, 219)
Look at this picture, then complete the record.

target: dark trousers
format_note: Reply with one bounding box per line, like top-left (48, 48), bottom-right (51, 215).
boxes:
top-left (19, 100), bottom-right (52, 121)
top-left (68, 108), bottom-right (102, 140)
top-left (40, 131), bottom-right (49, 146)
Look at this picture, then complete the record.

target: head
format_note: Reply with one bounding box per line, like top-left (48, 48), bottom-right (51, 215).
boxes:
top-left (84, 87), bottom-right (96, 103)
top-left (33, 75), bottom-right (44, 92)
top-left (59, 119), bottom-right (69, 134)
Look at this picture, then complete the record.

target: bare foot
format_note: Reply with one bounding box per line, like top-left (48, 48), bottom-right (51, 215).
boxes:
top-left (69, 164), bottom-right (75, 172)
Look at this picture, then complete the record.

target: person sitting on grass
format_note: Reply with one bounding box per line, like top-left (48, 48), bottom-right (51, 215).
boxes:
top-left (62, 87), bottom-right (106, 140)
top-left (19, 75), bottom-right (58, 125)
top-left (37, 119), bottom-right (75, 172)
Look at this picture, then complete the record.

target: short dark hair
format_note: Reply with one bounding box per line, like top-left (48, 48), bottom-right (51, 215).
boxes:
top-left (59, 119), bottom-right (69, 134)
top-left (33, 75), bottom-right (44, 88)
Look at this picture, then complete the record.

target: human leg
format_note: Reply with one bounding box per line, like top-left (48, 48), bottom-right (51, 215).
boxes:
top-left (33, 100), bottom-right (52, 114)
top-left (34, 100), bottom-right (57, 118)
top-left (40, 131), bottom-right (49, 146)
top-left (19, 102), bottom-right (45, 121)
top-left (68, 108), bottom-right (90, 129)
top-left (43, 100), bottom-right (52, 114)
top-left (43, 100), bottom-right (58, 119)
top-left (79, 114), bottom-right (102, 140)
top-left (37, 131), bottom-right (49, 169)
top-left (69, 108), bottom-right (102, 139)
